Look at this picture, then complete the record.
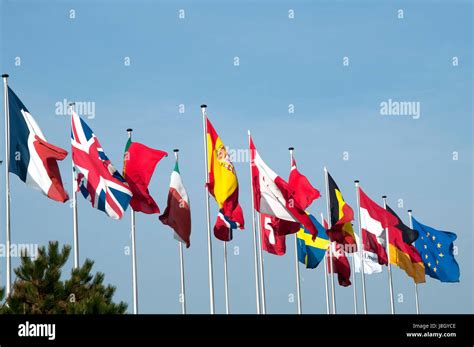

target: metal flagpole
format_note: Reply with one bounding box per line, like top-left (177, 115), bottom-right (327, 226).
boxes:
top-left (289, 147), bottom-right (302, 314)
top-left (174, 149), bottom-right (187, 314)
top-left (179, 241), bottom-right (186, 314)
top-left (351, 232), bottom-right (358, 314)
top-left (249, 131), bottom-right (266, 313)
top-left (69, 102), bottom-right (80, 270)
top-left (223, 241), bottom-right (230, 314)
top-left (382, 196), bottom-right (395, 314)
top-left (2, 74), bottom-right (11, 296)
top-left (200, 105), bottom-right (215, 314)
top-left (323, 167), bottom-right (336, 314)
top-left (321, 213), bottom-right (330, 315)
top-left (408, 209), bottom-right (420, 314)
top-left (248, 130), bottom-right (261, 314)
top-left (354, 180), bottom-right (368, 314)
top-left (127, 129), bottom-right (139, 314)
top-left (256, 210), bottom-right (266, 313)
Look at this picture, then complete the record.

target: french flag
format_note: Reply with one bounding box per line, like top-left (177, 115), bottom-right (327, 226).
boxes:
top-left (8, 87), bottom-right (69, 202)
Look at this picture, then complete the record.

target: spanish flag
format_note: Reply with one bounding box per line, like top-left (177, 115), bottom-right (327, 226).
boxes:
top-left (386, 205), bottom-right (426, 283)
top-left (327, 172), bottom-right (357, 250)
top-left (206, 117), bottom-right (244, 241)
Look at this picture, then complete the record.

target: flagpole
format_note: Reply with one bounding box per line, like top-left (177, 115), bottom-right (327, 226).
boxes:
top-left (408, 209), bottom-right (420, 314)
top-left (2, 74), bottom-right (11, 296)
top-left (174, 149), bottom-right (187, 315)
top-left (323, 167), bottom-right (336, 314)
top-left (256, 210), bottom-right (267, 313)
top-left (354, 180), bottom-right (368, 314)
top-left (382, 196), bottom-right (395, 314)
top-left (248, 130), bottom-right (262, 314)
top-left (223, 241), bottom-right (230, 314)
top-left (69, 102), bottom-right (80, 270)
top-left (321, 213), bottom-right (330, 315)
top-left (127, 128), bottom-right (139, 314)
top-left (200, 104), bottom-right (215, 314)
top-left (351, 243), bottom-right (358, 314)
top-left (289, 147), bottom-right (302, 314)
top-left (179, 241), bottom-right (186, 314)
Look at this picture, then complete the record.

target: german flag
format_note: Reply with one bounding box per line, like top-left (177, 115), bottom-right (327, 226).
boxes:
top-left (327, 172), bottom-right (356, 251)
top-left (386, 205), bottom-right (426, 283)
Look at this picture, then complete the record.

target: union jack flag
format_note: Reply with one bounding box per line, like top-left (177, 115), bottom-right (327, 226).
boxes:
top-left (71, 112), bottom-right (132, 219)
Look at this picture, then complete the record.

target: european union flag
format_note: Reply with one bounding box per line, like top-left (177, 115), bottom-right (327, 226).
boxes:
top-left (297, 214), bottom-right (329, 269)
top-left (412, 217), bottom-right (460, 283)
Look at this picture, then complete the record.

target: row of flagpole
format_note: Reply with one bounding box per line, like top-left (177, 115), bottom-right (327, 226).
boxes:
top-left (1, 77), bottom-right (422, 314)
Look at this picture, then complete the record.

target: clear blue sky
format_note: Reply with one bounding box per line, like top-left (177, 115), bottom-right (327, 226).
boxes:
top-left (0, 0), bottom-right (472, 313)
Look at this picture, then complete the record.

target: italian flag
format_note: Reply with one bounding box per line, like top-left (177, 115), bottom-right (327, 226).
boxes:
top-left (159, 160), bottom-right (191, 247)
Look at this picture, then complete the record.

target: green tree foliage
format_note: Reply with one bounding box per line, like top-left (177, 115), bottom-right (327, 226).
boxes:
top-left (0, 241), bottom-right (127, 314)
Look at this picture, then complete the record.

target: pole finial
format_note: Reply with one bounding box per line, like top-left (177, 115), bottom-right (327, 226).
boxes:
top-left (2, 74), bottom-right (9, 78)
top-left (382, 195), bottom-right (387, 199)
top-left (354, 180), bottom-right (359, 183)
top-left (68, 102), bottom-right (76, 106)
top-left (127, 128), bottom-right (133, 133)
top-left (173, 149), bottom-right (179, 153)
top-left (200, 104), bottom-right (207, 109)
top-left (288, 147), bottom-right (294, 151)
top-left (408, 209), bottom-right (412, 213)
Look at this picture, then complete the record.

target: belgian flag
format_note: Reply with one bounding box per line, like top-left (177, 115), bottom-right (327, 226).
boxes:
top-left (327, 172), bottom-right (357, 251)
top-left (386, 205), bottom-right (425, 283)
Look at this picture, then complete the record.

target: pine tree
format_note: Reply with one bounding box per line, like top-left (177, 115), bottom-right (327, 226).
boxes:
top-left (0, 241), bottom-right (127, 314)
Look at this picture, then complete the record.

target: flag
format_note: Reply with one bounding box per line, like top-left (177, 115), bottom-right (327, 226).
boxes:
top-left (214, 211), bottom-right (241, 241)
top-left (359, 188), bottom-right (398, 266)
top-left (206, 118), bottom-right (244, 241)
top-left (123, 138), bottom-right (168, 214)
top-left (249, 136), bottom-right (318, 238)
top-left (327, 241), bottom-right (351, 287)
top-left (269, 216), bottom-right (300, 236)
top-left (354, 233), bottom-right (383, 274)
top-left (288, 156), bottom-right (320, 209)
top-left (159, 159), bottom-right (191, 248)
top-left (323, 216), bottom-right (351, 286)
top-left (8, 86), bottom-right (69, 202)
top-left (260, 214), bottom-right (286, 256)
top-left (71, 112), bottom-right (132, 219)
top-left (386, 205), bottom-right (425, 283)
top-left (327, 172), bottom-right (356, 250)
top-left (297, 214), bottom-right (329, 268)
top-left (412, 217), bottom-right (460, 283)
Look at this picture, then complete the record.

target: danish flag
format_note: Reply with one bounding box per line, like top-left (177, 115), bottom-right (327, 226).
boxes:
top-left (71, 112), bottom-right (132, 219)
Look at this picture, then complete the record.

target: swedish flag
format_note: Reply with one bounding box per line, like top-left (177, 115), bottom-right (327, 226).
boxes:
top-left (412, 217), bottom-right (460, 283)
top-left (297, 214), bottom-right (329, 269)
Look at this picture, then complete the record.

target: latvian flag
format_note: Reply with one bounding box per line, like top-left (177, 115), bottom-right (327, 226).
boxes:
top-left (159, 159), bottom-right (191, 248)
top-left (8, 86), bottom-right (69, 202)
top-left (71, 112), bottom-right (132, 219)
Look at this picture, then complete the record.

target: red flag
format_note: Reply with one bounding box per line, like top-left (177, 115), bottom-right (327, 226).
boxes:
top-left (159, 160), bottom-right (191, 248)
top-left (327, 241), bottom-right (351, 287)
top-left (123, 141), bottom-right (168, 214)
top-left (288, 157), bottom-right (320, 209)
top-left (270, 217), bottom-right (300, 236)
top-left (359, 188), bottom-right (398, 266)
top-left (250, 136), bottom-right (318, 238)
top-left (33, 136), bottom-right (70, 202)
top-left (260, 214), bottom-right (286, 256)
